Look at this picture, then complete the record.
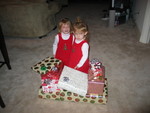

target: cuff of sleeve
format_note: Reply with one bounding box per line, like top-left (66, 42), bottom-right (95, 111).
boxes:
top-left (77, 64), bottom-right (82, 68)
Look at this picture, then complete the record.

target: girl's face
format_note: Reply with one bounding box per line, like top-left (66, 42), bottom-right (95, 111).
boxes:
top-left (74, 30), bottom-right (87, 41)
top-left (60, 24), bottom-right (70, 34)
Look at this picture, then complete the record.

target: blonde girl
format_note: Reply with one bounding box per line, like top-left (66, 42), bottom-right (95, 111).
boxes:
top-left (68, 17), bottom-right (90, 74)
top-left (53, 18), bottom-right (73, 66)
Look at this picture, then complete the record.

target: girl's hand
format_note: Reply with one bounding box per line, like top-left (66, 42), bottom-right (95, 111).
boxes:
top-left (74, 66), bottom-right (79, 69)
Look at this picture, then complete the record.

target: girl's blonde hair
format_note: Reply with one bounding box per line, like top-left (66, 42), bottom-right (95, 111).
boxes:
top-left (73, 17), bottom-right (89, 39)
top-left (58, 18), bottom-right (73, 33)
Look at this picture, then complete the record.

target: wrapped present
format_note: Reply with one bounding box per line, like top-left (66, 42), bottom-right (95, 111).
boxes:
top-left (42, 79), bottom-right (61, 93)
top-left (90, 58), bottom-right (102, 71)
top-left (87, 80), bottom-right (104, 95)
top-left (40, 64), bottom-right (63, 93)
top-left (41, 66), bottom-right (64, 93)
top-left (41, 63), bottom-right (63, 81)
top-left (31, 56), bottom-right (63, 75)
top-left (58, 66), bottom-right (88, 96)
top-left (88, 58), bottom-right (105, 81)
top-left (38, 78), bottom-right (108, 104)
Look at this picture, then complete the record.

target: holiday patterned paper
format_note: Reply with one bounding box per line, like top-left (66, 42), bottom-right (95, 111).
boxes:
top-left (38, 86), bottom-right (60, 100)
top-left (38, 78), bottom-right (108, 104)
top-left (88, 68), bottom-right (105, 82)
top-left (88, 58), bottom-right (105, 81)
top-left (42, 79), bottom-right (61, 93)
top-left (31, 56), bottom-right (63, 75)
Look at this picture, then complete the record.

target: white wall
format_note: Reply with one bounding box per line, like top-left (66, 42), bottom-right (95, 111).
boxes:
top-left (139, 0), bottom-right (150, 43)
top-left (132, 0), bottom-right (148, 33)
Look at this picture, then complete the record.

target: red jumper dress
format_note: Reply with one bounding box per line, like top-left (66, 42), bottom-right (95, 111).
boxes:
top-left (68, 40), bottom-right (89, 74)
top-left (55, 33), bottom-right (73, 66)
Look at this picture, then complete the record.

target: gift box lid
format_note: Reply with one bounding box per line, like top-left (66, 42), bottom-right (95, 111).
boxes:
top-left (58, 66), bottom-right (88, 96)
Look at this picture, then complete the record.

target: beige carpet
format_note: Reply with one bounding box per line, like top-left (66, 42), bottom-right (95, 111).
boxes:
top-left (0, 2), bottom-right (150, 113)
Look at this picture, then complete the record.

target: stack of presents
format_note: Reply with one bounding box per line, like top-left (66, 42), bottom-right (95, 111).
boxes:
top-left (31, 57), bottom-right (108, 104)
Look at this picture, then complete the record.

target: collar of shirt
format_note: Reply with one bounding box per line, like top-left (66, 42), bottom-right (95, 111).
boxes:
top-left (75, 39), bottom-right (84, 44)
top-left (61, 32), bottom-right (70, 40)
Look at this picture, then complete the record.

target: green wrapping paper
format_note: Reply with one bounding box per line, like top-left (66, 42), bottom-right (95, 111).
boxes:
top-left (38, 78), bottom-right (108, 104)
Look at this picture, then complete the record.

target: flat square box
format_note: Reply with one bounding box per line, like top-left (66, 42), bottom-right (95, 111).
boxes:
top-left (58, 66), bottom-right (88, 96)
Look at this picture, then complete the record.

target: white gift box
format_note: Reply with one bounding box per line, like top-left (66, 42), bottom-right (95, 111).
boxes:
top-left (58, 66), bottom-right (88, 96)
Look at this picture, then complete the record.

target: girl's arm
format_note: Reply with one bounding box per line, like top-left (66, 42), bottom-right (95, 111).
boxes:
top-left (72, 35), bottom-right (75, 44)
top-left (53, 35), bottom-right (59, 56)
top-left (76, 43), bottom-right (89, 68)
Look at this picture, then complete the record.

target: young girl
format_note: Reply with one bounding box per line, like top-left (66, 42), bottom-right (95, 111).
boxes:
top-left (53, 18), bottom-right (74, 66)
top-left (68, 18), bottom-right (90, 74)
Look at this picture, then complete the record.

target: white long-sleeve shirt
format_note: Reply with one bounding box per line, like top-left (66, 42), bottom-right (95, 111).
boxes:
top-left (75, 39), bottom-right (89, 68)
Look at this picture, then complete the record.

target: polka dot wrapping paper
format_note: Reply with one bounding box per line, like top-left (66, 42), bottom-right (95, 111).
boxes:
top-left (31, 56), bottom-right (63, 75)
top-left (38, 86), bottom-right (61, 100)
top-left (38, 78), bottom-right (108, 104)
